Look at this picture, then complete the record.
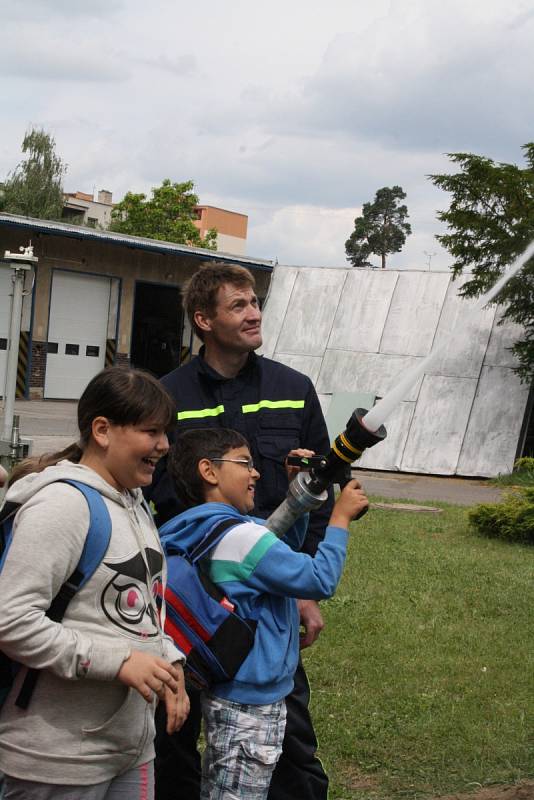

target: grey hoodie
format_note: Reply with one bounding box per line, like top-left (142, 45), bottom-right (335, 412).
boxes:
top-left (0, 462), bottom-right (184, 785)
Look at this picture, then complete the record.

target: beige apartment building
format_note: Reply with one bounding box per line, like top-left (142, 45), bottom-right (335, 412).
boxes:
top-left (63, 190), bottom-right (114, 229)
top-left (62, 192), bottom-right (248, 255)
top-left (193, 205), bottom-right (248, 255)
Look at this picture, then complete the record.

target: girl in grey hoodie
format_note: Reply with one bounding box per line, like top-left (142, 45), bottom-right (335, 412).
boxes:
top-left (0, 367), bottom-right (188, 800)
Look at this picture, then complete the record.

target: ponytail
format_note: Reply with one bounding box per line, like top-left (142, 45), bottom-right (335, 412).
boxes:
top-left (8, 443), bottom-right (83, 487)
top-left (7, 366), bottom-right (174, 487)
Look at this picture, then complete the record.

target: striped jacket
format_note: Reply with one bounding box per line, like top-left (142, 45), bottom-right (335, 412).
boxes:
top-left (148, 350), bottom-right (334, 555)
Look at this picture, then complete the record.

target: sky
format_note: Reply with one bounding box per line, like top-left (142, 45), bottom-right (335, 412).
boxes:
top-left (1, 0), bottom-right (533, 270)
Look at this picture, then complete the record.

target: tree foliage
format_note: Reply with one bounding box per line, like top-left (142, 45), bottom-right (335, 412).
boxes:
top-left (345, 186), bottom-right (412, 269)
top-left (0, 127), bottom-right (66, 219)
top-left (430, 144), bottom-right (534, 381)
top-left (109, 178), bottom-right (217, 249)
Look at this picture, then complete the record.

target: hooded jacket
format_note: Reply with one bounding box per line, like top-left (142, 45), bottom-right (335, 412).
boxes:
top-left (0, 462), bottom-right (184, 786)
top-left (159, 502), bottom-right (348, 705)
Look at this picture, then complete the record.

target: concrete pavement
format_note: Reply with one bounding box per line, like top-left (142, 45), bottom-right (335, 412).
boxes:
top-left (353, 467), bottom-right (503, 507)
top-left (1, 399), bottom-right (78, 457)
top-left (1, 399), bottom-right (504, 507)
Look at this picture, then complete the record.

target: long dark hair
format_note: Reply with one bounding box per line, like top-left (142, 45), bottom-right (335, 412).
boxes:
top-left (9, 367), bottom-right (175, 485)
top-left (168, 427), bottom-right (249, 508)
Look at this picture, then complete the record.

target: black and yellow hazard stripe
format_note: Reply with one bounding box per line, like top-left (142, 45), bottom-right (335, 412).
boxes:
top-left (331, 431), bottom-right (363, 463)
top-left (16, 331), bottom-right (29, 398)
top-left (105, 339), bottom-right (117, 368)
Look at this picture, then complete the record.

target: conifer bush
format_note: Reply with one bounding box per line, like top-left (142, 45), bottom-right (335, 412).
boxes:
top-left (469, 487), bottom-right (534, 544)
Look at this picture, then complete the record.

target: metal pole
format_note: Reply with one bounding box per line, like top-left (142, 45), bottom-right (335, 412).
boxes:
top-left (1, 266), bottom-right (25, 441)
top-left (0, 246), bottom-right (37, 484)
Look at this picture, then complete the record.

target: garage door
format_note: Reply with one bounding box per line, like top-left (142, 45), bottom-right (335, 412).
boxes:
top-left (44, 271), bottom-right (111, 400)
top-left (0, 267), bottom-right (14, 399)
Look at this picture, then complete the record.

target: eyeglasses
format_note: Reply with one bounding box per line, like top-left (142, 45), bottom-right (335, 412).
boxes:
top-left (211, 458), bottom-right (256, 472)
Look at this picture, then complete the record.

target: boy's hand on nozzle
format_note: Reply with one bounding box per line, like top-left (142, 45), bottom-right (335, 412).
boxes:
top-left (329, 479), bottom-right (369, 530)
top-left (117, 650), bottom-right (181, 703)
top-left (285, 448), bottom-right (315, 482)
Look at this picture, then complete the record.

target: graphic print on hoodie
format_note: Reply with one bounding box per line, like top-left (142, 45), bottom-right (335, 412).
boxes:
top-left (102, 547), bottom-right (163, 637)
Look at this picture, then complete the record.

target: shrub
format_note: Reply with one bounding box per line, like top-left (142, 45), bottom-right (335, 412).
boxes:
top-left (490, 456), bottom-right (534, 487)
top-left (469, 487), bottom-right (534, 544)
top-left (513, 456), bottom-right (534, 472)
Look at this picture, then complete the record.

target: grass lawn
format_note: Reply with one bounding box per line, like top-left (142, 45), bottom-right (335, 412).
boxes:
top-left (304, 499), bottom-right (534, 800)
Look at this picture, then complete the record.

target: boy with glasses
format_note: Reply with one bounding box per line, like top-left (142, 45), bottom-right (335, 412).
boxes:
top-left (160, 427), bottom-right (368, 800)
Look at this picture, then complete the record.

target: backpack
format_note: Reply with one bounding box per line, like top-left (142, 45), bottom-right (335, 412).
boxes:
top-left (0, 479), bottom-right (112, 710)
top-left (159, 519), bottom-right (257, 691)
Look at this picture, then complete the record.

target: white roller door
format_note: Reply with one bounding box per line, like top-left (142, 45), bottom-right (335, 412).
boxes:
top-left (0, 267), bottom-right (14, 398)
top-left (44, 271), bottom-right (111, 400)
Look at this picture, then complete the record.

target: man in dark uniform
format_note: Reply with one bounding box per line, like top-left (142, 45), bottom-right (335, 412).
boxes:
top-left (148, 262), bottom-right (334, 800)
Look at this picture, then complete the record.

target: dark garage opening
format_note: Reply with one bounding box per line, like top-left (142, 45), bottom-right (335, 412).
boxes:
top-left (130, 282), bottom-right (184, 378)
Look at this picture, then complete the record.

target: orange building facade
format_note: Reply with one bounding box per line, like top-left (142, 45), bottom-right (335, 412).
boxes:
top-left (193, 205), bottom-right (248, 255)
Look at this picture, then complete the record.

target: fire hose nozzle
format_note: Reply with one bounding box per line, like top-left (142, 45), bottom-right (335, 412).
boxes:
top-left (264, 471), bottom-right (328, 538)
top-left (265, 408), bottom-right (387, 537)
top-left (307, 409), bottom-right (386, 494)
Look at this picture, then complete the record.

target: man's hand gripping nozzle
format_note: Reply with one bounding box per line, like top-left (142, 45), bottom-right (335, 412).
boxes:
top-left (266, 409), bottom-right (386, 537)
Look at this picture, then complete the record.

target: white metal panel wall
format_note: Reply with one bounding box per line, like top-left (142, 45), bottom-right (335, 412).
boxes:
top-left (317, 350), bottom-right (422, 401)
top-left (358, 402), bottom-right (415, 471)
top-left (273, 354), bottom-right (323, 385)
top-left (264, 265), bottom-right (530, 477)
top-left (328, 269), bottom-right (398, 353)
top-left (426, 277), bottom-right (495, 378)
top-left (0, 267), bottom-right (13, 398)
top-left (457, 366), bottom-right (530, 476)
top-left (276, 268), bottom-right (346, 356)
top-left (259, 267), bottom-right (299, 359)
top-left (380, 272), bottom-right (450, 357)
top-left (400, 376), bottom-right (478, 474)
top-left (44, 271), bottom-right (111, 400)
top-left (484, 309), bottom-right (523, 368)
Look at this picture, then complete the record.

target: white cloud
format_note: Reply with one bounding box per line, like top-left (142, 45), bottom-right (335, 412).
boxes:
top-left (249, 205), bottom-right (361, 266)
top-left (0, 0), bottom-right (531, 268)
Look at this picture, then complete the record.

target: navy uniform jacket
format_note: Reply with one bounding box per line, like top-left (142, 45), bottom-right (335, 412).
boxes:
top-left (146, 349), bottom-right (334, 556)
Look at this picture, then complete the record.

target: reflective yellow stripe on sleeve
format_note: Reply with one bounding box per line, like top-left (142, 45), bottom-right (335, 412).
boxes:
top-left (241, 400), bottom-right (305, 413)
top-left (177, 405), bottom-right (225, 421)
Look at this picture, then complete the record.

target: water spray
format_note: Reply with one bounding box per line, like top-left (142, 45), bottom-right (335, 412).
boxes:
top-left (363, 240), bottom-right (534, 433)
top-left (266, 240), bottom-right (534, 537)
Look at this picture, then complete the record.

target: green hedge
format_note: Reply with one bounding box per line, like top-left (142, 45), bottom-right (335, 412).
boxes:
top-left (469, 487), bottom-right (534, 544)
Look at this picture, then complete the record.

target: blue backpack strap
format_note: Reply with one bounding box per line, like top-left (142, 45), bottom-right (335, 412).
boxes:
top-left (55, 480), bottom-right (113, 593)
top-left (0, 502), bottom-right (19, 569)
top-left (188, 518), bottom-right (239, 563)
top-left (15, 479), bottom-right (112, 710)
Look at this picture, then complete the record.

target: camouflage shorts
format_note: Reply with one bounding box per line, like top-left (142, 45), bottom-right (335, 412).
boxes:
top-left (200, 693), bottom-right (287, 800)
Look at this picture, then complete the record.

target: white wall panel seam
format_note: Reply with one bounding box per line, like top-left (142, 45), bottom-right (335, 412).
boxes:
top-left (376, 271), bottom-right (400, 354)
top-left (272, 269), bottom-right (299, 358)
top-left (325, 270), bottom-right (349, 352)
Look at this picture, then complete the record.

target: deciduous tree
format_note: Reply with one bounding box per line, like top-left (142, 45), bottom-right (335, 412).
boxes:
top-left (109, 179), bottom-right (217, 249)
top-left (1, 127), bottom-right (66, 219)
